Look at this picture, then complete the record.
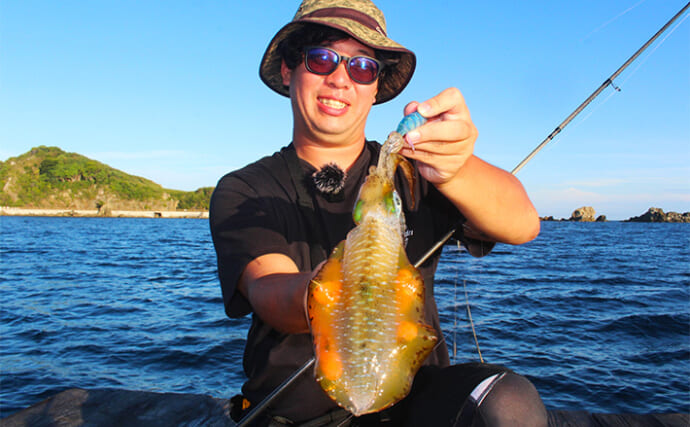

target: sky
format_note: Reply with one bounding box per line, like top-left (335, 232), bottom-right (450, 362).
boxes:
top-left (1, 1), bottom-right (688, 220)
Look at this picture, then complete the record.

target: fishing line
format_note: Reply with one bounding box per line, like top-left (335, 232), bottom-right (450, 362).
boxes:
top-left (568, 12), bottom-right (690, 136)
top-left (450, 6), bottom-right (690, 364)
top-left (453, 259), bottom-right (458, 364)
top-left (511, 1), bottom-right (690, 174)
top-left (616, 12), bottom-right (690, 88)
top-left (583, 0), bottom-right (647, 41)
top-left (449, 242), bottom-right (462, 364)
top-left (555, 86), bottom-right (620, 138)
top-left (453, 240), bottom-right (485, 363)
top-left (463, 278), bottom-right (484, 364)
top-left (336, 414), bottom-right (353, 427)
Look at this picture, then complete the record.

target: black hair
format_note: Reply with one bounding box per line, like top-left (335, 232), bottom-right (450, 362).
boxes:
top-left (278, 25), bottom-right (348, 70)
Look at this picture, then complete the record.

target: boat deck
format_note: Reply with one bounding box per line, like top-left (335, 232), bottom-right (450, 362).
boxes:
top-left (1, 388), bottom-right (687, 426)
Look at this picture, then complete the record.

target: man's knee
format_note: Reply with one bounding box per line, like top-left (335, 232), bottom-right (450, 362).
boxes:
top-left (471, 372), bottom-right (547, 427)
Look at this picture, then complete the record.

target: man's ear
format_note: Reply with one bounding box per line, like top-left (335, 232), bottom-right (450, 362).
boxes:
top-left (281, 60), bottom-right (292, 87)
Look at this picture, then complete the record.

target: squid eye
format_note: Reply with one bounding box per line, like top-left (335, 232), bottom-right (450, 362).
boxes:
top-left (393, 191), bottom-right (402, 214)
top-left (353, 200), bottom-right (363, 223)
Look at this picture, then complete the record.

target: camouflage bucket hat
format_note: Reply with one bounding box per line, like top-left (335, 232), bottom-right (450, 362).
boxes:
top-left (259, 0), bottom-right (416, 104)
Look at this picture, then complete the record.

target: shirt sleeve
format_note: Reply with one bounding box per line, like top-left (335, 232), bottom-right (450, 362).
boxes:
top-left (454, 222), bottom-right (496, 258)
top-left (209, 173), bottom-right (291, 318)
top-left (421, 177), bottom-right (495, 258)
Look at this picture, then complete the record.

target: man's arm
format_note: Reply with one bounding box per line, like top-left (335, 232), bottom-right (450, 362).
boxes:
top-left (237, 253), bottom-right (311, 334)
top-left (400, 88), bottom-right (540, 245)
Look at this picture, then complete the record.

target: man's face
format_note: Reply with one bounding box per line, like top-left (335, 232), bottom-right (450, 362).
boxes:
top-left (281, 38), bottom-right (379, 147)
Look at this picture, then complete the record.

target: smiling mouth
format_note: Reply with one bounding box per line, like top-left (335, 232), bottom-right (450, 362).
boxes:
top-left (319, 97), bottom-right (348, 109)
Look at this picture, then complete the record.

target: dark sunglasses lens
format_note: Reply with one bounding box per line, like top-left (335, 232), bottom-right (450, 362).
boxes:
top-left (306, 48), bottom-right (338, 74)
top-left (348, 57), bottom-right (379, 84)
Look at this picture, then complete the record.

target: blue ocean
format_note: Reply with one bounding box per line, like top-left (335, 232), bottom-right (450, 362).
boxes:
top-left (1, 217), bottom-right (688, 417)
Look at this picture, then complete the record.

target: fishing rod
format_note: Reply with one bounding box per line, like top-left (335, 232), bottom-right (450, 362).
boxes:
top-left (234, 4), bottom-right (689, 425)
top-left (511, 1), bottom-right (690, 175)
top-left (414, 0), bottom-right (690, 266)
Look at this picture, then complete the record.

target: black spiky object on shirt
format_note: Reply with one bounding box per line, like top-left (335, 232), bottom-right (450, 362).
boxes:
top-left (312, 163), bottom-right (347, 197)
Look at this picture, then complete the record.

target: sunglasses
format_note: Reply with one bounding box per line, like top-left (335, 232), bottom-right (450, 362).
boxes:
top-left (304, 46), bottom-right (383, 85)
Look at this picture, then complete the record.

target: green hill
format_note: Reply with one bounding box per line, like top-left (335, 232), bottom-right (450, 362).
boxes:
top-left (0, 146), bottom-right (213, 211)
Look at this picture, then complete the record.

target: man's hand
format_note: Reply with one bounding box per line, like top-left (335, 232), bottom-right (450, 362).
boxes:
top-left (399, 87), bottom-right (477, 185)
top-left (400, 87), bottom-right (540, 245)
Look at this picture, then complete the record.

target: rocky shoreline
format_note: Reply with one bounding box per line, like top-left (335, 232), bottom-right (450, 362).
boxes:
top-left (541, 207), bottom-right (690, 223)
top-left (0, 206), bottom-right (208, 219)
top-left (2, 206), bottom-right (688, 223)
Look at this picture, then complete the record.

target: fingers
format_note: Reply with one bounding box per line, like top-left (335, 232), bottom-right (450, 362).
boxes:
top-left (405, 117), bottom-right (475, 146)
top-left (403, 101), bottom-right (420, 117)
top-left (402, 87), bottom-right (475, 147)
top-left (399, 87), bottom-right (477, 184)
top-left (408, 87), bottom-right (470, 121)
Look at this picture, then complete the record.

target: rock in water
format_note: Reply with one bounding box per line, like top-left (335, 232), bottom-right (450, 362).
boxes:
top-left (570, 207), bottom-right (596, 222)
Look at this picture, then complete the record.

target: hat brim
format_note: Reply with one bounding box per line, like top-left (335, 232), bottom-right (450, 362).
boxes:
top-left (259, 18), bottom-right (415, 105)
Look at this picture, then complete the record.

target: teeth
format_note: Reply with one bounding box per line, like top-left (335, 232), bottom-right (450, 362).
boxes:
top-left (320, 98), bottom-right (347, 109)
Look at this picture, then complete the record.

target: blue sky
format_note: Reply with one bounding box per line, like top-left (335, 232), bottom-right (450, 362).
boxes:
top-left (1, 1), bottom-right (688, 220)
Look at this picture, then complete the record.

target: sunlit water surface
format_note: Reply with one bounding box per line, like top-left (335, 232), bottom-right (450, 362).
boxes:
top-left (1, 217), bottom-right (688, 416)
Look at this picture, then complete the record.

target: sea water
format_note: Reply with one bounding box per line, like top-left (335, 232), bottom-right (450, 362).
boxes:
top-left (1, 217), bottom-right (688, 417)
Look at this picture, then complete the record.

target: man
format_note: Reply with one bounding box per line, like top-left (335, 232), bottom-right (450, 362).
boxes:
top-left (210, 0), bottom-right (546, 425)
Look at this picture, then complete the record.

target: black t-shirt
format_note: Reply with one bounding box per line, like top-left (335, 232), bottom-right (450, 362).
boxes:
top-left (209, 141), bottom-right (493, 422)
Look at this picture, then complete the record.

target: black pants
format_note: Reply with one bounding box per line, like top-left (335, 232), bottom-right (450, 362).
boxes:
top-left (354, 363), bottom-right (510, 426)
top-left (251, 362), bottom-right (547, 427)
